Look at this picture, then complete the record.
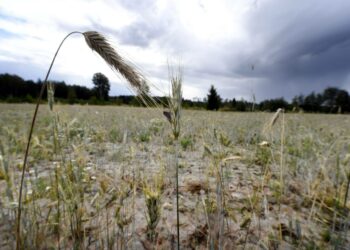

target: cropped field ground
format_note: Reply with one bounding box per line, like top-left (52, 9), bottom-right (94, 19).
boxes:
top-left (0, 103), bottom-right (350, 249)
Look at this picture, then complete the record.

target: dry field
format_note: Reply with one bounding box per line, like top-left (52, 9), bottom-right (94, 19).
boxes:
top-left (0, 103), bottom-right (350, 249)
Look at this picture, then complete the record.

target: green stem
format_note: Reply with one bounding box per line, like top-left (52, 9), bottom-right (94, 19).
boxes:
top-left (16, 31), bottom-right (82, 250)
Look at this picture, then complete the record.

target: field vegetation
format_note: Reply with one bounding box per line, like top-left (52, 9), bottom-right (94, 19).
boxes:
top-left (0, 103), bottom-right (350, 249)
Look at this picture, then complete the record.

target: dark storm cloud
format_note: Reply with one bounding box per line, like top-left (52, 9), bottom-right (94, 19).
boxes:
top-left (114, 0), bottom-right (350, 100)
top-left (220, 0), bottom-right (350, 99)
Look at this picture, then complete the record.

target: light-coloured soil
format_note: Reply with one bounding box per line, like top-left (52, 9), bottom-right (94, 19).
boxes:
top-left (0, 104), bottom-right (350, 249)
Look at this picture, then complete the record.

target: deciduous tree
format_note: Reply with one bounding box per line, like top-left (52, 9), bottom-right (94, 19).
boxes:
top-left (92, 72), bottom-right (110, 101)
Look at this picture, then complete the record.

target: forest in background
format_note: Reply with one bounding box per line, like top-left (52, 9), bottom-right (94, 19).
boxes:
top-left (1, 73), bottom-right (350, 113)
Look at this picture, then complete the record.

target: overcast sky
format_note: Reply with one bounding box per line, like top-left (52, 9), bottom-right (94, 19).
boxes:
top-left (1, 0), bottom-right (350, 101)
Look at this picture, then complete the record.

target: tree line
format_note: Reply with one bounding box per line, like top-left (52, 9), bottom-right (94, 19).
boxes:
top-left (1, 73), bottom-right (349, 113)
top-left (0, 73), bottom-right (94, 104)
top-left (206, 85), bottom-right (350, 113)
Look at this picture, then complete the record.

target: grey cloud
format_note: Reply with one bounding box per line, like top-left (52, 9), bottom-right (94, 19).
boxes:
top-left (81, 18), bottom-right (167, 48)
top-left (118, 0), bottom-right (156, 11)
top-left (208, 0), bottom-right (350, 100)
top-left (0, 61), bottom-right (44, 81)
top-left (110, 0), bottom-right (174, 47)
top-left (117, 21), bottom-right (165, 47)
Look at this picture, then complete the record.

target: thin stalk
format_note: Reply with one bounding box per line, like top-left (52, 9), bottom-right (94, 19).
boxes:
top-left (52, 111), bottom-right (61, 249)
top-left (175, 141), bottom-right (180, 250)
top-left (344, 174), bottom-right (350, 208)
top-left (16, 31), bottom-right (82, 250)
top-left (280, 109), bottom-right (285, 193)
top-left (167, 66), bottom-right (182, 250)
top-left (201, 194), bottom-right (211, 250)
top-left (55, 164), bottom-right (60, 250)
top-left (132, 156), bottom-right (136, 250)
top-left (332, 154), bottom-right (340, 233)
top-left (106, 208), bottom-right (110, 249)
top-left (278, 109), bottom-right (285, 241)
top-left (218, 164), bottom-right (224, 250)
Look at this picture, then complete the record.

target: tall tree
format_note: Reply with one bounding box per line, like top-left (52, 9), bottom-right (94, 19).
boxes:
top-left (206, 85), bottom-right (221, 110)
top-left (92, 72), bottom-right (110, 101)
top-left (322, 87), bottom-right (339, 109)
top-left (335, 89), bottom-right (350, 113)
top-left (303, 92), bottom-right (322, 112)
top-left (322, 87), bottom-right (350, 113)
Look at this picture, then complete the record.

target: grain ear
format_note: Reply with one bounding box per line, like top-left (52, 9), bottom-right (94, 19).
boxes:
top-left (83, 31), bottom-right (155, 106)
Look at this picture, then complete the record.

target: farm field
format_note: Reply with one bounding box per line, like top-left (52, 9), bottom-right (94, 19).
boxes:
top-left (0, 103), bottom-right (350, 249)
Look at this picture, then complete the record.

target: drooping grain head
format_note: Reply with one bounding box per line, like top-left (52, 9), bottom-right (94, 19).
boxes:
top-left (270, 108), bottom-right (283, 127)
top-left (83, 31), bottom-right (152, 104)
top-left (263, 108), bottom-right (284, 135)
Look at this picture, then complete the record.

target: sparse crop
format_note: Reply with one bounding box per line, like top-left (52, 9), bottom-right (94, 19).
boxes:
top-left (0, 32), bottom-right (349, 250)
